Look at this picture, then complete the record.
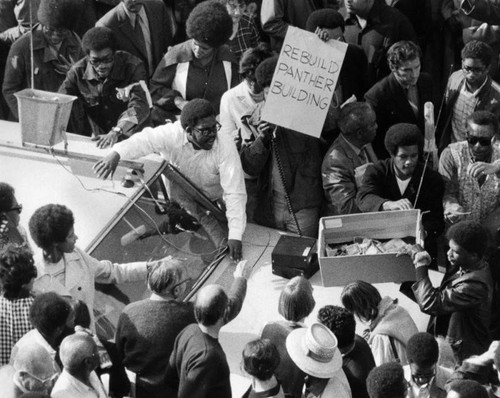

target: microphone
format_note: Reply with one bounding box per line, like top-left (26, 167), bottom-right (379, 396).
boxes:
top-left (120, 225), bottom-right (147, 246)
top-left (120, 202), bottom-right (204, 246)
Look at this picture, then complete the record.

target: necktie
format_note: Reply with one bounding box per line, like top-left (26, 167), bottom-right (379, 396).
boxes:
top-left (359, 147), bottom-right (368, 164)
top-left (135, 13), bottom-right (153, 74)
top-left (407, 85), bottom-right (419, 118)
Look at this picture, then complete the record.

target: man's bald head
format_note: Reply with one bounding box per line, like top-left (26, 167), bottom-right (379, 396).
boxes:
top-left (59, 333), bottom-right (98, 374)
top-left (14, 344), bottom-right (56, 379)
top-left (194, 284), bottom-right (228, 326)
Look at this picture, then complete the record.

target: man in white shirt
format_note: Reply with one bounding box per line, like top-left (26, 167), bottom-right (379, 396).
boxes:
top-left (51, 333), bottom-right (107, 398)
top-left (93, 98), bottom-right (247, 261)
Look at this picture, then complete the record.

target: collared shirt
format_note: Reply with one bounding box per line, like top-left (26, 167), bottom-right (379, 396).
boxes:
top-left (228, 15), bottom-right (261, 59)
top-left (10, 328), bottom-right (59, 373)
top-left (112, 121), bottom-right (247, 240)
top-left (0, 296), bottom-right (33, 365)
top-left (451, 77), bottom-right (488, 142)
top-left (51, 370), bottom-right (107, 398)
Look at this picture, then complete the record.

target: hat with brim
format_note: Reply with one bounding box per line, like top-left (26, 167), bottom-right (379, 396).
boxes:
top-left (286, 323), bottom-right (343, 379)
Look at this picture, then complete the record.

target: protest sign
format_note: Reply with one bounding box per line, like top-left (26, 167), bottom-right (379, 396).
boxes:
top-left (261, 26), bottom-right (347, 138)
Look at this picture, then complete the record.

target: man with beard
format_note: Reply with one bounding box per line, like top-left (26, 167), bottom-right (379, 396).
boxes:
top-left (93, 98), bottom-right (246, 262)
top-left (357, 123), bottom-right (445, 266)
top-left (59, 27), bottom-right (150, 147)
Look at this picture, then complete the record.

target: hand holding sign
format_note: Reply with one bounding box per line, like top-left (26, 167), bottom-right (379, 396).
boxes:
top-left (261, 27), bottom-right (347, 138)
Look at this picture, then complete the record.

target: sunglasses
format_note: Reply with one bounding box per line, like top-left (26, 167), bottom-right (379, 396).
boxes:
top-left (7, 204), bottom-right (22, 214)
top-left (462, 65), bottom-right (486, 74)
top-left (193, 122), bottom-right (221, 137)
top-left (89, 55), bottom-right (114, 66)
top-left (466, 134), bottom-right (492, 146)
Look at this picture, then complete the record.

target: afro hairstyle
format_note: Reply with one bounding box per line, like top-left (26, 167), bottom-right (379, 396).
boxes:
top-left (305, 8), bottom-right (345, 33)
top-left (255, 55), bottom-right (278, 89)
top-left (38, 0), bottom-right (83, 31)
top-left (29, 204), bottom-right (74, 251)
top-left (186, 0), bottom-right (233, 48)
top-left (462, 40), bottom-right (493, 67)
top-left (180, 99), bottom-right (216, 129)
top-left (30, 292), bottom-right (71, 336)
top-left (366, 362), bottom-right (407, 398)
top-left (0, 244), bottom-right (37, 300)
top-left (468, 110), bottom-right (499, 134)
top-left (82, 27), bottom-right (118, 54)
top-left (239, 42), bottom-right (274, 78)
top-left (447, 380), bottom-right (489, 398)
top-left (317, 305), bottom-right (355, 348)
top-left (406, 332), bottom-right (439, 367)
top-left (446, 221), bottom-right (489, 258)
top-left (384, 123), bottom-right (424, 156)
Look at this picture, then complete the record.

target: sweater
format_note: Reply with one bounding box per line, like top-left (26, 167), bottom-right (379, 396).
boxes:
top-left (165, 324), bottom-right (231, 398)
top-left (115, 299), bottom-right (195, 386)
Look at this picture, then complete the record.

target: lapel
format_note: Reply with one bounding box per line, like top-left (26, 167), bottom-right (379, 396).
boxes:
top-left (388, 74), bottom-right (418, 124)
top-left (338, 136), bottom-right (364, 168)
top-left (116, 4), bottom-right (147, 59)
top-left (143, 2), bottom-right (159, 60)
top-left (63, 251), bottom-right (84, 292)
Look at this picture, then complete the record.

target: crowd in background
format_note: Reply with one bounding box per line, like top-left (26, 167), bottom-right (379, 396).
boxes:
top-left (2, 0), bottom-right (500, 397)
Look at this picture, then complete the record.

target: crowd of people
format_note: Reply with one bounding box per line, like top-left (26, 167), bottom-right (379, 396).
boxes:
top-left (2, 0), bottom-right (500, 396)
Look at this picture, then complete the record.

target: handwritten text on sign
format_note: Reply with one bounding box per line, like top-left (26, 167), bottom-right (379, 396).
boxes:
top-left (262, 27), bottom-right (347, 138)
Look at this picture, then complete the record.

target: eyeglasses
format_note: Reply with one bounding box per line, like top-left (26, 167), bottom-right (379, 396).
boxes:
top-left (89, 55), bottom-right (114, 66)
top-left (172, 277), bottom-right (192, 290)
top-left (43, 26), bottom-right (69, 36)
top-left (466, 134), bottom-right (492, 146)
top-left (29, 371), bottom-right (58, 386)
top-left (462, 65), bottom-right (486, 74)
top-left (193, 122), bottom-right (221, 137)
top-left (7, 204), bottom-right (22, 214)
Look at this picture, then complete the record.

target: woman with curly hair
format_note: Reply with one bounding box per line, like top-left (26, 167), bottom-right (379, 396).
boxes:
top-left (28, 204), bottom-right (154, 331)
top-left (0, 244), bottom-right (37, 365)
top-left (150, 0), bottom-right (240, 124)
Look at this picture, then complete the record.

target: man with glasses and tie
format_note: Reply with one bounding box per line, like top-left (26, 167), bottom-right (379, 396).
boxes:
top-left (437, 40), bottom-right (500, 153)
top-left (93, 98), bottom-right (247, 262)
top-left (59, 26), bottom-right (151, 148)
top-left (439, 110), bottom-right (500, 225)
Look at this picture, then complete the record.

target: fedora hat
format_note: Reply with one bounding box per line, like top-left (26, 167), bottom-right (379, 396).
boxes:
top-left (286, 323), bottom-right (342, 379)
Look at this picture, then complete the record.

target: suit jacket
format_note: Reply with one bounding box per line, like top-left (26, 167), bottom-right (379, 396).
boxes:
top-left (97, 0), bottom-right (176, 76)
top-left (322, 135), bottom-right (377, 216)
top-left (338, 43), bottom-right (369, 101)
top-left (365, 72), bottom-right (433, 158)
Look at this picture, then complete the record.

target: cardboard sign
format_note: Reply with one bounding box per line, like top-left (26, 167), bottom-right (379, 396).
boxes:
top-left (261, 26), bottom-right (347, 138)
